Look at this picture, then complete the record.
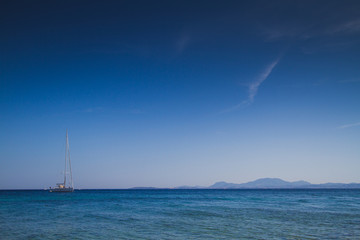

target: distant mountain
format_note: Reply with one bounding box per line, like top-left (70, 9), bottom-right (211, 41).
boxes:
top-left (129, 178), bottom-right (360, 189)
top-left (175, 185), bottom-right (206, 189)
top-left (129, 187), bottom-right (161, 189)
top-left (209, 181), bottom-right (242, 189)
top-left (209, 178), bottom-right (311, 189)
top-left (307, 183), bottom-right (360, 189)
top-left (208, 178), bottom-right (360, 189)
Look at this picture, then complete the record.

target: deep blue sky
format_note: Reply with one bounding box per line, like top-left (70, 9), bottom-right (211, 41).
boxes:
top-left (1, 0), bottom-right (360, 189)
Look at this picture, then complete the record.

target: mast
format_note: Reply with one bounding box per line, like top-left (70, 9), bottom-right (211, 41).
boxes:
top-left (51, 129), bottom-right (74, 192)
top-left (64, 129), bottom-right (68, 186)
top-left (68, 131), bottom-right (73, 188)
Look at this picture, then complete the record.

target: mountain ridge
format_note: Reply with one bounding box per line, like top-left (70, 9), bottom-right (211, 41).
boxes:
top-left (208, 178), bottom-right (360, 189)
top-left (130, 178), bottom-right (360, 189)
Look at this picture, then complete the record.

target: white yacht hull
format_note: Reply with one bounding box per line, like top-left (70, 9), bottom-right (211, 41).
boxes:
top-left (50, 187), bottom-right (74, 192)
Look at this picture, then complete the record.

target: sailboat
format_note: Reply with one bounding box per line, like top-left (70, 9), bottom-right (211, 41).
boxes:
top-left (50, 129), bottom-right (74, 192)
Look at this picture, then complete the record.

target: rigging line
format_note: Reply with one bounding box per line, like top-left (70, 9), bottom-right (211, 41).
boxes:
top-left (64, 129), bottom-right (67, 186)
top-left (68, 132), bottom-right (73, 188)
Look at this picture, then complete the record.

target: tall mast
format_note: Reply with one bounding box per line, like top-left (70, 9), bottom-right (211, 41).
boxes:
top-left (64, 129), bottom-right (68, 186)
top-left (68, 131), bottom-right (73, 188)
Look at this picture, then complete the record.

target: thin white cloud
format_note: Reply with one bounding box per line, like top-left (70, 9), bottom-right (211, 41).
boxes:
top-left (261, 18), bottom-right (360, 44)
top-left (338, 122), bottom-right (360, 129)
top-left (222, 59), bottom-right (280, 113)
top-left (221, 100), bottom-right (249, 113)
top-left (248, 59), bottom-right (280, 103)
top-left (326, 19), bottom-right (360, 35)
top-left (262, 26), bottom-right (307, 41)
top-left (175, 34), bottom-right (191, 54)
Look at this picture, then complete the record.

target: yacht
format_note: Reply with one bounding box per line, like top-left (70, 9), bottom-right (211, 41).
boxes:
top-left (49, 129), bottom-right (74, 192)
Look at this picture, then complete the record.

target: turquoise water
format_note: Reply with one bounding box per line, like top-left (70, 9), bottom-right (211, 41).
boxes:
top-left (1, 189), bottom-right (359, 239)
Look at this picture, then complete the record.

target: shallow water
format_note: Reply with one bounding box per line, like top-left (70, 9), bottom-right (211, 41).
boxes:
top-left (1, 189), bottom-right (359, 239)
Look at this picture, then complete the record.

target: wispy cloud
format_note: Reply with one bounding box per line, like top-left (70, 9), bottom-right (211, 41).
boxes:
top-left (326, 19), bottom-right (360, 35)
top-left (261, 18), bottom-right (360, 50)
top-left (338, 122), bottom-right (360, 129)
top-left (261, 26), bottom-right (307, 41)
top-left (175, 34), bottom-right (191, 54)
top-left (248, 59), bottom-right (280, 103)
top-left (222, 58), bottom-right (280, 113)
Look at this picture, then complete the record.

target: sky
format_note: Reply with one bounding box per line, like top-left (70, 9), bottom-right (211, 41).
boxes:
top-left (1, 0), bottom-right (360, 189)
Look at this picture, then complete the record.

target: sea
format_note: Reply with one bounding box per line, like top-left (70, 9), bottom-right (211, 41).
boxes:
top-left (1, 189), bottom-right (359, 239)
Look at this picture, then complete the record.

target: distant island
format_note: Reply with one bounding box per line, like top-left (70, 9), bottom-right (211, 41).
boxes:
top-left (130, 178), bottom-right (360, 189)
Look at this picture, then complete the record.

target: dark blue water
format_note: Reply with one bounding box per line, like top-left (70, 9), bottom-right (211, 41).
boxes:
top-left (1, 189), bottom-right (359, 239)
